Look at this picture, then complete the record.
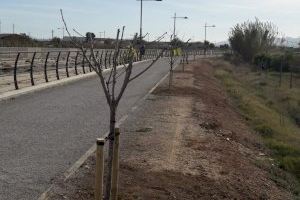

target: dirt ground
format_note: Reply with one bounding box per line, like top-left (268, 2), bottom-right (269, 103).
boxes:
top-left (46, 59), bottom-right (296, 200)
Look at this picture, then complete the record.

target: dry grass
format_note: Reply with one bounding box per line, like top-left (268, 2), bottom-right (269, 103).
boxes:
top-left (212, 58), bottom-right (300, 192)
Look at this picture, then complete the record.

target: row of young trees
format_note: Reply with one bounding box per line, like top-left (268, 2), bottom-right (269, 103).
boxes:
top-left (59, 9), bottom-right (195, 200)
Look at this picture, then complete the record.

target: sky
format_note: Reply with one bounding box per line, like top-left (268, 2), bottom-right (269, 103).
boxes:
top-left (0, 0), bottom-right (300, 43)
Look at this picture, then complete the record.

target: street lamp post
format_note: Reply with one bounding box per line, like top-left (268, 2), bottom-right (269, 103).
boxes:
top-left (137, 0), bottom-right (162, 60)
top-left (172, 13), bottom-right (188, 40)
top-left (99, 31), bottom-right (106, 39)
top-left (168, 13), bottom-right (188, 89)
top-left (204, 23), bottom-right (215, 55)
top-left (51, 29), bottom-right (54, 39)
top-left (57, 27), bottom-right (65, 39)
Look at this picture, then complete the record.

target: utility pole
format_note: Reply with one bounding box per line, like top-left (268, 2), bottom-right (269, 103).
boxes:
top-left (51, 29), bottom-right (54, 39)
top-left (140, 0), bottom-right (143, 44)
top-left (13, 24), bottom-right (15, 34)
top-left (204, 23), bottom-right (207, 45)
top-left (204, 23), bottom-right (216, 55)
top-left (0, 19), bottom-right (2, 34)
top-left (173, 13), bottom-right (176, 39)
top-left (137, 0), bottom-right (162, 60)
top-left (57, 27), bottom-right (65, 39)
top-left (172, 13), bottom-right (188, 40)
top-left (99, 31), bottom-right (106, 39)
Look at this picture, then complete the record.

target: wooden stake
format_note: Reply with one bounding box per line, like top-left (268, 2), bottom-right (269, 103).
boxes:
top-left (95, 138), bottom-right (105, 200)
top-left (110, 128), bottom-right (120, 200)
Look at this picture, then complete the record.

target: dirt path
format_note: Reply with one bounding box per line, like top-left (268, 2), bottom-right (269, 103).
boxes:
top-left (47, 59), bottom-right (295, 200)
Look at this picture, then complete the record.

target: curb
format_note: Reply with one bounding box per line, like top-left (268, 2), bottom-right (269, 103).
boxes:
top-left (0, 60), bottom-right (151, 102)
top-left (38, 58), bottom-right (176, 200)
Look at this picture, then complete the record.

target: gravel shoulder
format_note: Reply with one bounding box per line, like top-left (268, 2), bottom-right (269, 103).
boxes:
top-left (46, 59), bottom-right (295, 200)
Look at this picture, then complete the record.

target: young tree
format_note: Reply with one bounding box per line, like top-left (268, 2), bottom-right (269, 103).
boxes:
top-left (229, 18), bottom-right (278, 62)
top-left (50, 37), bottom-right (61, 47)
top-left (60, 10), bottom-right (166, 200)
top-left (86, 32), bottom-right (96, 42)
top-left (168, 37), bottom-right (190, 87)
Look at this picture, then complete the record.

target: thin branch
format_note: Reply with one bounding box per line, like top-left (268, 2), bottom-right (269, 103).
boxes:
top-left (116, 60), bottom-right (133, 105)
top-left (107, 51), bottom-right (114, 84)
top-left (60, 9), bottom-right (112, 105)
top-left (111, 29), bottom-right (121, 103)
top-left (73, 28), bottom-right (85, 38)
top-left (152, 32), bottom-right (168, 43)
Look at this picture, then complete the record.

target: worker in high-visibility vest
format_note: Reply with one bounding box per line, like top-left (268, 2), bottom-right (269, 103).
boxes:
top-left (173, 48), bottom-right (182, 56)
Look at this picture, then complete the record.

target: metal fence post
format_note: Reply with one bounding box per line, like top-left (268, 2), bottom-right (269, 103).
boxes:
top-left (89, 52), bottom-right (92, 72)
top-left (108, 50), bottom-right (112, 67)
top-left (56, 51), bottom-right (61, 80)
top-left (44, 52), bottom-right (50, 83)
top-left (104, 51), bottom-right (108, 69)
top-left (122, 50), bottom-right (125, 64)
top-left (75, 51), bottom-right (79, 75)
top-left (95, 50), bottom-right (99, 59)
top-left (65, 51), bottom-right (70, 77)
top-left (14, 52), bottom-right (21, 90)
top-left (30, 52), bottom-right (36, 86)
top-left (82, 51), bottom-right (86, 74)
top-left (116, 50), bottom-right (120, 66)
top-left (100, 51), bottom-right (103, 66)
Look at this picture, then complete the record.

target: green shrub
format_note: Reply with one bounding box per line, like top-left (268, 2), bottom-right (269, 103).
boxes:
top-left (253, 52), bottom-right (294, 72)
top-left (279, 156), bottom-right (300, 180)
top-left (267, 100), bottom-right (274, 106)
top-left (268, 141), bottom-right (300, 157)
top-left (269, 52), bottom-right (293, 72)
top-left (288, 108), bottom-right (300, 126)
top-left (254, 124), bottom-right (274, 137)
top-left (253, 53), bottom-right (271, 68)
top-left (223, 52), bottom-right (232, 61)
top-left (259, 81), bottom-right (267, 86)
top-left (229, 18), bottom-right (277, 62)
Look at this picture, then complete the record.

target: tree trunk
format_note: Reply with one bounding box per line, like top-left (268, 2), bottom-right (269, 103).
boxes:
top-left (290, 69), bottom-right (293, 89)
top-left (186, 52), bottom-right (189, 64)
top-left (104, 106), bottom-right (116, 200)
top-left (279, 59), bottom-right (283, 87)
top-left (169, 52), bottom-right (174, 89)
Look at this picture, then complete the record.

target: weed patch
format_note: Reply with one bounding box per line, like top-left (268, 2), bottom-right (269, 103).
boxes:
top-left (213, 58), bottom-right (300, 191)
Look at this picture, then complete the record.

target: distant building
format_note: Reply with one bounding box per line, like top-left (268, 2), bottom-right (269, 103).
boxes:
top-left (62, 36), bottom-right (85, 42)
top-left (0, 33), bottom-right (19, 39)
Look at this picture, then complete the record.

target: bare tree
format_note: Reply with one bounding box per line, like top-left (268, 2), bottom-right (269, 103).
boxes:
top-left (168, 38), bottom-right (191, 87)
top-left (60, 10), bottom-right (166, 200)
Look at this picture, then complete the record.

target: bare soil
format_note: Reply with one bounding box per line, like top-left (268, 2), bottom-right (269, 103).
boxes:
top-left (46, 59), bottom-right (296, 200)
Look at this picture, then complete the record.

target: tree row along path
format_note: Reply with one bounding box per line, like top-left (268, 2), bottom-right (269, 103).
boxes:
top-left (0, 58), bottom-right (172, 200)
top-left (46, 59), bottom-right (295, 200)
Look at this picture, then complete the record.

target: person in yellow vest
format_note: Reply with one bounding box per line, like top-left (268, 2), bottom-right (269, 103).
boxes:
top-left (173, 48), bottom-right (182, 56)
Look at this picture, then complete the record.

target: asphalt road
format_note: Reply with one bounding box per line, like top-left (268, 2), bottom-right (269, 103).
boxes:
top-left (0, 58), bottom-right (171, 200)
